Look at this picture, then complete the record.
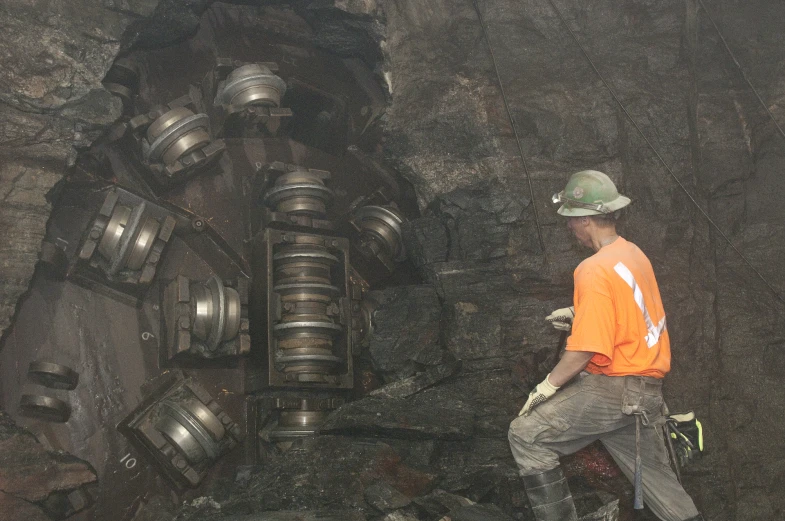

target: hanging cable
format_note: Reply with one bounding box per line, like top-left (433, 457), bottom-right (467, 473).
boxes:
top-left (698, 0), bottom-right (785, 143)
top-left (471, 0), bottom-right (546, 257)
top-left (546, 0), bottom-right (785, 305)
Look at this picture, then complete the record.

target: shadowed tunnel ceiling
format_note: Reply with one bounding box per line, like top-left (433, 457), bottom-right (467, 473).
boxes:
top-left (1, 1), bottom-right (784, 520)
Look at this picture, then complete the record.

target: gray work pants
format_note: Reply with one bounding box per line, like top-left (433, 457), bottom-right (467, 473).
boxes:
top-left (508, 373), bottom-right (699, 521)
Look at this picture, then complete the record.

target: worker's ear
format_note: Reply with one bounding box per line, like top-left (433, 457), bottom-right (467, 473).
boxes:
top-left (580, 216), bottom-right (589, 226)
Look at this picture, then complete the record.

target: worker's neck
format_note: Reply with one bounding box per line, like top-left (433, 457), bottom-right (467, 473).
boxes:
top-left (589, 226), bottom-right (619, 252)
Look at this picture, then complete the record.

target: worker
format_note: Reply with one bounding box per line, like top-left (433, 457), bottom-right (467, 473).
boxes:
top-left (508, 170), bottom-right (703, 521)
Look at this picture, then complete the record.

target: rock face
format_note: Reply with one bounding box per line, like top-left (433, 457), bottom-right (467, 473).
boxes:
top-left (0, 1), bottom-right (125, 334)
top-left (0, 412), bottom-right (96, 519)
top-left (367, 285), bottom-right (448, 380)
top-left (380, 0), bottom-right (785, 518)
top-left (0, 0), bottom-right (221, 335)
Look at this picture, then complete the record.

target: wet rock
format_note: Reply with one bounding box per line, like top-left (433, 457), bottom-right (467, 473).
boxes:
top-left (440, 503), bottom-right (515, 521)
top-left (123, 0), bottom-right (213, 50)
top-left (432, 181), bottom-right (531, 262)
top-left (39, 486), bottom-right (96, 520)
top-left (402, 181), bottom-right (540, 290)
top-left (364, 481), bottom-right (412, 512)
top-left (563, 442), bottom-right (623, 488)
top-left (0, 0), bottom-right (148, 336)
top-left (578, 499), bottom-right (619, 521)
top-left (412, 489), bottom-right (475, 517)
top-left (430, 439), bottom-right (521, 508)
top-left (367, 285), bottom-right (448, 380)
top-left (181, 436), bottom-right (435, 518)
top-left (369, 360), bottom-right (463, 399)
top-left (383, 511), bottom-right (425, 521)
top-left (425, 260), bottom-right (550, 307)
top-left (444, 302), bottom-right (502, 365)
top-left (0, 412), bottom-right (96, 503)
top-left (401, 217), bottom-right (450, 275)
top-left (302, 4), bottom-right (385, 65)
top-left (320, 396), bottom-right (475, 440)
top-left (436, 465), bottom-right (520, 505)
top-left (0, 162), bottom-right (64, 334)
top-left (0, 491), bottom-right (51, 521)
top-left (177, 510), bottom-right (367, 521)
top-left (381, 0), bottom-right (512, 207)
top-left (129, 494), bottom-right (177, 521)
top-left (0, 0), bottom-right (128, 335)
top-left (382, 438), bottom-right (437, 472)
top-left (411, 370), bottom-right (520, 438)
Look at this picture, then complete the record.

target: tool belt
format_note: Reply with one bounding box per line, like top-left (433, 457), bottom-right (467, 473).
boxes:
top-left (620, 375), bottom-right (663, 425)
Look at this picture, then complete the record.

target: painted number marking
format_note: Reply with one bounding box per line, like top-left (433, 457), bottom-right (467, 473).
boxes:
top-left (120, 453), bottom-right (137, 469)
top-left (141, 332), bottom-right (155, 341)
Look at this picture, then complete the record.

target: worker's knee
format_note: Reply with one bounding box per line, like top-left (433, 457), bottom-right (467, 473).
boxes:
top-left (508, 414), bottom-right (541, 448)
top-left (508, 415), bottom-right (563, 475)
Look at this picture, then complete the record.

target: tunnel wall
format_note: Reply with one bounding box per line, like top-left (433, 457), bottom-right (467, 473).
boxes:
top-left (381, 0), bottom-right (785, 517)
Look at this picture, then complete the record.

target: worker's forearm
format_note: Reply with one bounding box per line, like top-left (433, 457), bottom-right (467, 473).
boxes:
top-left (548, 351), bottom-right (595, 387)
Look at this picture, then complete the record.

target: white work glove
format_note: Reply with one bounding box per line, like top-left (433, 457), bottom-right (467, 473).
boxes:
top-left (518, 374), bottom-right (560, 416)
top-left (545, 306), bottom-right (574, 331)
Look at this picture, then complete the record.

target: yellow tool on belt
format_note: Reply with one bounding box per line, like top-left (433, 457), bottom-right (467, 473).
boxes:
top-left (664, 411), bottom-right (704, 482)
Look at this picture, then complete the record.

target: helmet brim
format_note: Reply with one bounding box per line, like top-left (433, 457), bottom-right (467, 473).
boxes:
top-left (556, 195), bottom-right (631, 216)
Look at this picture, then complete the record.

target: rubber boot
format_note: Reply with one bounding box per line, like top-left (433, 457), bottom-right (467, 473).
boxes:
top-left (522, 466), bottom-right (578, 521)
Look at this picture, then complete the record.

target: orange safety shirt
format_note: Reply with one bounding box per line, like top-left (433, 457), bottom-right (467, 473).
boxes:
top-left (565, 236), bottom-right (671, 378)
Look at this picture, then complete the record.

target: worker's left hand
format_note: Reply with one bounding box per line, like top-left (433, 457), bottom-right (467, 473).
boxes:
top-left (518, 374), bottom-right (560, 416)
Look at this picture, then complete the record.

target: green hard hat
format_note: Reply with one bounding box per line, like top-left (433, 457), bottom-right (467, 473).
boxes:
top-left (552, 170), bottom-right (631, 216)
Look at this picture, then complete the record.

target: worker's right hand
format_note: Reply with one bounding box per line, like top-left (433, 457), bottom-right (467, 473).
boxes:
top-left (545, 306), bottom-right (574, 331)
top-left (518, 374), bottom-right (560, 416)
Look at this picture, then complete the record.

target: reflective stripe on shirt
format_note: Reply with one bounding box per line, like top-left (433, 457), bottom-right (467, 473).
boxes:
top-left (613, 261), bottom-right (667, 348)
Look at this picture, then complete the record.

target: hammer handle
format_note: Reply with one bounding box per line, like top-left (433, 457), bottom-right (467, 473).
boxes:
top-left (634, 415), bottom-right (644, 509)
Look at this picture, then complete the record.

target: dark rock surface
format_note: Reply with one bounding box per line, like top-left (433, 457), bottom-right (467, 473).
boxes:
top-left (364, 481), bottom-right (412, 512)
top-left (177, 510), bottom-right (367, 521)
top-left (379, 0), bottom-right (785, 518)
top-left (579, 500), bottom-right (619, 521)
top-left (0, 412), bottom-right (96, 519)
top-left (444, 503), bottom-right (516, 521)
top-left (369, 361), bottom-right (462, 399)
top-left (0, 0), bottom-right (133, 334)
top-left (0, 491), bottom-right (52, 521)
top-left (320, 395), bottom-right (475, 441)
top-left (367, 285), bottom-right (449, 380)
top-left (122, 0), bottom-right (213, 50)
top-left (174, 436), bottom-right (437, 520)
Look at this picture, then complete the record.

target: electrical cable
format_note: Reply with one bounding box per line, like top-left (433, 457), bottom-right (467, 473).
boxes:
top-left (471, 0), bottom-right (547, 257)
top-left (698, 0), bottom-right (785, 143)
top-left (545, 0), bottom-right (785, 305)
